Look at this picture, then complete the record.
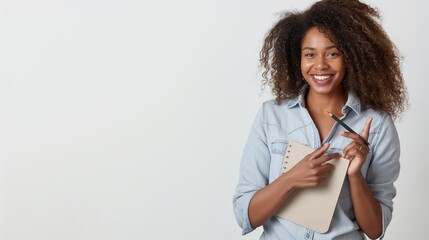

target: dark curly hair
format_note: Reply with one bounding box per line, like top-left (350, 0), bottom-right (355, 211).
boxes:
top-left (260, 0), bottom-right (407, 118)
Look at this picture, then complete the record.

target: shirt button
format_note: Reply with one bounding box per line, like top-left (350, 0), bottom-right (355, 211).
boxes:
top-left (304, 229), bottom-right (314, 240)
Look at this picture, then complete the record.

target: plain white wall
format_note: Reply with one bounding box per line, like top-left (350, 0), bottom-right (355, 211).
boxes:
top-left (0, 0), bottom-right (427, 239)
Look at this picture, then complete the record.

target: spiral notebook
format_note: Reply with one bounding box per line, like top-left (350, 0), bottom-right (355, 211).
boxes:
top-left (276, 141), bottom-right (349, 233)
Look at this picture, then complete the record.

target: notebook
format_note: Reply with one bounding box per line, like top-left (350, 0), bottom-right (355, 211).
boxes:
top-left (276, 141), bottom-right (349, 233)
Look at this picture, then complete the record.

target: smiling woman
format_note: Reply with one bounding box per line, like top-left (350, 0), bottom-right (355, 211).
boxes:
top-left (301, 27), bottom-right (348, 141)
top-left (233, 0), bottom-right (407, 239)
top-left (300, 28), bottom-right (346, 98)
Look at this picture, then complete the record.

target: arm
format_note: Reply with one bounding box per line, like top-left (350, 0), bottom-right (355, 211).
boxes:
top-left (248, 143), bottom-right (339, 228)
top-left (341, 116), bottom-right (400, 239)
top-left (342, 117), bottom-right (382, 238)
top-left (348, 172), bottom-right (382, 239)
top-left (233, 105), bottom-right (339, 234)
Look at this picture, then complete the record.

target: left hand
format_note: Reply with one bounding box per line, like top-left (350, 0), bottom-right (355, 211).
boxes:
top-left (340, 117), bottom-right (373, 176)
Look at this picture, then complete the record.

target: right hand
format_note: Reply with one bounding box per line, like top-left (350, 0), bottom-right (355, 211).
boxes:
top-left (284, 142), bottom-right (340, 189)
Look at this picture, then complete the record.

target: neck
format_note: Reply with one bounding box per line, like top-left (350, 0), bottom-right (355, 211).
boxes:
top-left (305, 88), bottom-right (347, 116)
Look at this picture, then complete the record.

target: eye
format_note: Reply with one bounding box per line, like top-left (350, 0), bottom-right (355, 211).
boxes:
top-left (304, 53), bottom-right (315, 58)
top-left (327, 52), bottom-right (340, 58)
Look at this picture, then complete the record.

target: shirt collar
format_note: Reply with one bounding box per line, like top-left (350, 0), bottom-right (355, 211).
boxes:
top-left (342, 90), bottom-right (361, 114)
top-left (284, 86), bottom-right (362, 114)
top-left (284, 85), bottom-right (308, 109)
top-left (285, 94), bottom-right (304, 108)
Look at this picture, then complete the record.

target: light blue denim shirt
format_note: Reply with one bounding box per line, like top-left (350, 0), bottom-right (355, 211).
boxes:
top-left (233, 90), bottom-right (400, 240)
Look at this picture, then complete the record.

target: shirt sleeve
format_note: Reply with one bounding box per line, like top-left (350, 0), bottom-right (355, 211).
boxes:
top-left (232, 105), bottom-right (271, 235)
top-left (366, 114), bottom-right (401, 239)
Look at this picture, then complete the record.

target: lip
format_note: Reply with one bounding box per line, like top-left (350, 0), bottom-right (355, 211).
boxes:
top-left (310, 74), bottom-right (334, 85)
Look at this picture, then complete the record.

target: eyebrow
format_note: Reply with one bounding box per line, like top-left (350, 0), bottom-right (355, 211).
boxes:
top-left (302, 45), bottom-right (339, 51)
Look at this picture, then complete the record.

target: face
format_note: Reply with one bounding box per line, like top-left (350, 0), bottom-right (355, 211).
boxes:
top-left (301, 27), bottom-right (346, 97)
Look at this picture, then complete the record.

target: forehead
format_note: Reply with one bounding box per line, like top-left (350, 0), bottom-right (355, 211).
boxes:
top-left (301, 27), bottom-right (336, 49)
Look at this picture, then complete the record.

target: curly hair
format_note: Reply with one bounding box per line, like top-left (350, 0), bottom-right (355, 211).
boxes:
top-left (260, 0), bottom-right (407, 118)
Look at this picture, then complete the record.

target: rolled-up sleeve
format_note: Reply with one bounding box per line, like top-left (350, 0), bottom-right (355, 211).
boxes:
top-left (366, 114), bottom-right (400, 239)
top-left (232, 105), bottom-right (271, 235)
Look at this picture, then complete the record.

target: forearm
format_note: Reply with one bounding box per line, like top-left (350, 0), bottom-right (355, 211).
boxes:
top-left (248, 174), bottom-right (295, 228)
top-left (348, 173), bottom-right (382, 239)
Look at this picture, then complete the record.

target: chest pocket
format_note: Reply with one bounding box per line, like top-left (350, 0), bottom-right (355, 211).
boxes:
top-left (268, 139), bottom-right (289, 182)
top-left (270, 139), bottom-right (289, 155)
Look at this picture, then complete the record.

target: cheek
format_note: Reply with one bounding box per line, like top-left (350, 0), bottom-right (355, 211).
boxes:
top-left (336, 59), bottom-right (346, 75)
top-left (337, 65), bottom-right (346, 80)
top-left (301, 59), bottom-right (311, 73)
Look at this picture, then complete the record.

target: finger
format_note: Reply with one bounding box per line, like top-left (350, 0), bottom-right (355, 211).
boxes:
top-left (307, 142), bottom-right (330, 160)
top-left (360, 117), bottom-right (373, 140)
top-left (312, 152), bottom-right (341, 166)
top-left (340, 131), bottom-right (364, 142)
top-left (342, 145), bottom-right (356, 159)
top-left (342, 144), bottom-right (353, 159)
top-left (340, 132), bottom-right (368, 148)
top-left (318, 163), bottom-right (334, 174)
top-left (318, 169), bottom-right (333, 181)
top-left (343, 147), bottom-right (363, 160)
top-left (308, 163), bottom-right (333, 179)
top-left (315, 165), bottom-right (334, 183)
top-left (343, 141), bottom-right (367, 154)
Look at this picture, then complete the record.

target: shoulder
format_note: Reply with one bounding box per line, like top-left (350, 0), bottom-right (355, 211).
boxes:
top-left (359, 108), bottom-right (399, 150)
top-left (261, 98), bottom-right (298, 112)
top-left (259, 98), bottom-right (297, 121)
top-left (261, 99), bottom-right (286, 108)
top-left (360, 108), bottom-right (395, 134)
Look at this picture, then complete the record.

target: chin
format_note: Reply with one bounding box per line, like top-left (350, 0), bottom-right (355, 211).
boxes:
top-left (309, 85), bottom-right (343, 96)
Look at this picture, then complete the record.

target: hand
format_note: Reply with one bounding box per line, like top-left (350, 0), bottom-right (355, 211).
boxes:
top-left (286, 143), bottom-right (341, 189)
top-left (340, 117), bottom-right (373, 176)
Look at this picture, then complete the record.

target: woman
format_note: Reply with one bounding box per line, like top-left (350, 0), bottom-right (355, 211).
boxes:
top-left (233, 0), bottom-right (407, 239)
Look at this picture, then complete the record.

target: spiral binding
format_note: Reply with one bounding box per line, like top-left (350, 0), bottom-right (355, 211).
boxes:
top-left (281, 144), bottom-right (292, 173)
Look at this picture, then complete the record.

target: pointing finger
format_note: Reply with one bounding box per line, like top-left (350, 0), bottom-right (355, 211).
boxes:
top-left (307, 142), bottom-right (330, 160)
top-left (360, 117), bottom-right (373, 141)
top-left (312, 152), bottom-right (342, 166)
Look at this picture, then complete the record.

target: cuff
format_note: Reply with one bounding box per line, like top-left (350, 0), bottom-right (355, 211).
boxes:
top-left (378, 203), bottom-right (393, 239)
top-left (233, 191), bottom-right (257, 235)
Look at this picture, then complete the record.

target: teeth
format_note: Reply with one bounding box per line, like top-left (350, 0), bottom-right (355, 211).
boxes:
top-left (314, 75), bottom-right (330, 80)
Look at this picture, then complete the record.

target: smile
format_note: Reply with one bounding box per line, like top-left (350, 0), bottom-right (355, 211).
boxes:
top-left (310, 74), bottom-right (335, 85)
top-left (312, 75), bottom-right (333, 80)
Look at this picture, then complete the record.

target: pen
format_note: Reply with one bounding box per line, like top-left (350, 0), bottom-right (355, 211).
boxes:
top-left (327, 111), bottom-right (370, 145)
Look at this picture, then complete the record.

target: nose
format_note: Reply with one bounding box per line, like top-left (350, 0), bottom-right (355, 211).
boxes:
top-left (315, 56), bottom-right (328, 70)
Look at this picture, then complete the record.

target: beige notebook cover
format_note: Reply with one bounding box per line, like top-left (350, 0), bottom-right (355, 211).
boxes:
top-left (276, 141), bottom-right (349, 233)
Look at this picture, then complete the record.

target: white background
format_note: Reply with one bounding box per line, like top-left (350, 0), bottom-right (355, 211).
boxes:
top-left (0, 0), bottom-right (427, 239)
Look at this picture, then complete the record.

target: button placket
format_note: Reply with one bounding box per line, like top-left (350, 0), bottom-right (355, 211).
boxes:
top-left (304, 228), bottom-right (314, 240)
